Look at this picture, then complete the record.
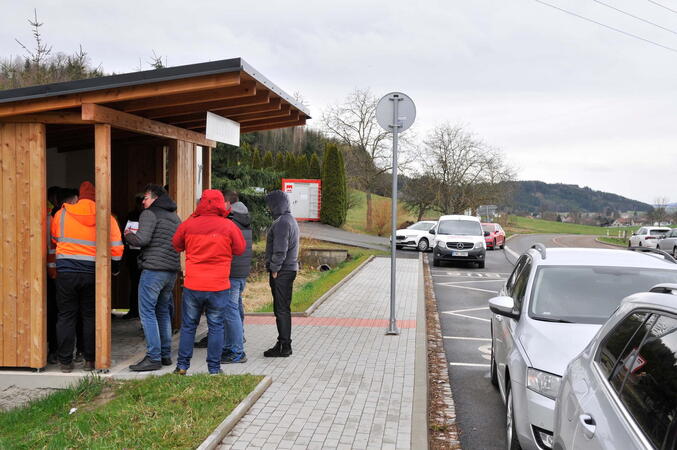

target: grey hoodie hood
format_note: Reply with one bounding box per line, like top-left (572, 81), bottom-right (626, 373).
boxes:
top-left (229, 201), bottom-right (251, 228)
top-left (265, 190), bottom-right (291, 218)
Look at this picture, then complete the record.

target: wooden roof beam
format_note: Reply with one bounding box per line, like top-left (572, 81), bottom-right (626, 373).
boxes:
top-left (113, 80), bottom-right (257, 113)
top-left (82, 103), bottom-right (215, 147)
top-left (182, 105), bottom-right (293, 130)
top-left (145, 91), bottom-right (272, 119)
top-left (240, 115), bottom-right (306, 133)
top-left (162, 97), bottom-right (282, 126)
top-left (0, 111), bottom-right (92, 124)
top-left (0, 72), bottom-right (241, 118)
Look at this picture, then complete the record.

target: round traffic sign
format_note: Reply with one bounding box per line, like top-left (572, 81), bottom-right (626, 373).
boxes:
top-left (375, 92), bottom-right (416, 132)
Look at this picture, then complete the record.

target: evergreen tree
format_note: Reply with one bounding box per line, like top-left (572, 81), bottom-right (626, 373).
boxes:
top-left (308, 152), bottom-right (322, 179)
top-left (337, 149), bottom-right (348, 223)
top-left (320, 143), bottom-right (347, 227)
top-left (284, 152), bottom-right (296, 177)
top-left (296, 153), bottom-right (310, 178)
top-left (262, 150), bottom-right (273, 168)
top-left (251, 148), bottom-right (262, 169)
top-left (274, 152), bottom-right (285, 172)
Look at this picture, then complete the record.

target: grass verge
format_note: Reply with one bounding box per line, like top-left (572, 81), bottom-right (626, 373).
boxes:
top-left (0, 374), bottom-right (262, 449)
top-left (598, 237), bottom-right (628, 246)
top-left (255, 250), bottom-right (378, 313)
top-left (506, 215), bottom-right (637, 236)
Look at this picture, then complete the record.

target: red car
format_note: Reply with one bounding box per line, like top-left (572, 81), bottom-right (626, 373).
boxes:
top-left (482, 223), bottom-right (505, 250)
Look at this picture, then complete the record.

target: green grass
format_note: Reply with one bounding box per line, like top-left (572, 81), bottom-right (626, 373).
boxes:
top-left (255, 249), bottom-right (383, 313)
top-left (0, 374), bottom-right (262, 449)
top-left (598, 237), bottom-right (628, 246)
top-left (506, 216), bottom-right (636, 236)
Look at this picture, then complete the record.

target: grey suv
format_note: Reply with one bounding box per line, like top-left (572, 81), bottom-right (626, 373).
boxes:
top-left (553, 284), bottom-right (677, 450)
top-left (490, 245), bottom-right (677, 450)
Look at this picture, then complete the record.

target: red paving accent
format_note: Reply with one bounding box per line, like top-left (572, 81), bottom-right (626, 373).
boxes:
top-left (245, 316), bottom-right (416, 329)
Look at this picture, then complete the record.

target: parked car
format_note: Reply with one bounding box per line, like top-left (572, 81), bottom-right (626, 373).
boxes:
top-left (482, 222), bottom-right (506, 250)
top-left (657, 227), bottom-right (677, 258)
top-left (489, 245), bottom-right (677, 450)
top-left (430, 215), bottom-right (486, 268)
top-left (628, 226), bottom-right (671, 248)
top-left (394, 220), bottom-right (437, 251)
top-left (553, 284), bottom-right (677, 450)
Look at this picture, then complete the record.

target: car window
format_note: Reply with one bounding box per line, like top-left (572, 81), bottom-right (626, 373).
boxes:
top-left (616, 314), bottom-right (677, 449)
top-left (597, 312), bottom-right (651, 380)
top-left (528, 267), bottom-right (677, 324)
top-left (506, 255), bottom-right (528, 295)
top-left (437, 220), bottom-right (483, 236)
top-left (650, 229), bottom-right (669, 236)
top-left (511, 258), bottom-right (532, 313)
top-left (408, 222), bottom-right (434, 231)
top-left (639, 228), bottom-right (646, 235)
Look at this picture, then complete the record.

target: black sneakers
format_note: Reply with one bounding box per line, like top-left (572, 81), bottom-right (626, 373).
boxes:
top-left (161, 357), bottom-right (172, 366)
top-left (129, 356), bottom-right (162, 372)
top-left (263, 343), bottom-right (292, 357)
top-left (60, 362), bottom-right (74, 373)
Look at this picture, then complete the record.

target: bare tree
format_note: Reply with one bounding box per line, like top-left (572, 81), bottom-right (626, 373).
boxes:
top-left (323, 88), bottom-right (411, 229)
top-left (423, 123), bottom-right (515, 214)
top-left (650, 197), bottom-right (670, 225)
top-left (401, 174), bottom-right (440, 221)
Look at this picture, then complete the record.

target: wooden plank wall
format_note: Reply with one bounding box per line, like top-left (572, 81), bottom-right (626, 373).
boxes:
top-left (0, 123), bottom-right (47, 368)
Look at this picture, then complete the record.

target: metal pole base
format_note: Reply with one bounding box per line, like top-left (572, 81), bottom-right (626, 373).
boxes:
top-left (386, 319), bottom-right (400, 335)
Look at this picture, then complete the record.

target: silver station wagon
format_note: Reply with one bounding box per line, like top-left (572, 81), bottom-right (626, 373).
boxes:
top-left (489, 245), bottom-right (677, 450)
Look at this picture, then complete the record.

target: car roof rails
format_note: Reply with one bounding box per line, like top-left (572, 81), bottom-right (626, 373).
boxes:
top-left (531, 243), bottom-right (546, 259)
top-left (649, 283), bottom-right (677, 294)
top-left (627, 246), bottom-right (677, 264)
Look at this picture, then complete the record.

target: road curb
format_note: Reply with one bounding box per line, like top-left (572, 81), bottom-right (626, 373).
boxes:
top-left (244, 255), bottom-right (376, 318)
top-left (197, 375), bottom-right (273, 450)
top-left (411, 252), bottom-right (429, 449)
top-left (595, 237), bottom-right (626, 248)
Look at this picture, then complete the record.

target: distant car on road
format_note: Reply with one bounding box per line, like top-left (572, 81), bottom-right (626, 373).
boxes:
top-left (430, 215), bottom-right (486, 268)
top-left (628, 226), bottom-right (671, 248)
top-left (489, 245), bottom-right (677, 450)
top-left (553, 284), bottom-right (677, 450)
top-left (482, 222), bottom-right (506, 250)
top-left (394, 220), bottom-right (437, 251)
top-left (657, 227), bottom-right (677, 258)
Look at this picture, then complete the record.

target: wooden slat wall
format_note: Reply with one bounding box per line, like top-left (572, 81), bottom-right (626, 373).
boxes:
top-left (0, 123), bottom-right (46, 368)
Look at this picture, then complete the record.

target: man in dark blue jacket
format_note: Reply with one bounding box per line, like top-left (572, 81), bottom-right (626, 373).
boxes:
top-left (263, 190), bottom-right (299, 357)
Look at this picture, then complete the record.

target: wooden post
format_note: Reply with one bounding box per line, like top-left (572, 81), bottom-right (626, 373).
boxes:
top-left (202, 146), bottom-right (212, 191)
top-left (95, 124), bottom-right (112, 370)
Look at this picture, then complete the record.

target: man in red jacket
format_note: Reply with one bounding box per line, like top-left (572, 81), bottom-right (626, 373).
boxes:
top-left (172, 190), bottom-right (246, 375)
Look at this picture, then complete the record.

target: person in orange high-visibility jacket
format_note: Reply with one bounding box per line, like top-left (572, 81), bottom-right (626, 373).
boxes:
top-left (50, 181), bottom-right (124, 373)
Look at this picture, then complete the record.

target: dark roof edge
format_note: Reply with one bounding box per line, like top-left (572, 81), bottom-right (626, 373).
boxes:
top-left (0, 57), bottom-right (311, 118)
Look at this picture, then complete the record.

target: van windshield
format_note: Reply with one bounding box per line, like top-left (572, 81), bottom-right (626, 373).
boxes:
top-left (437, 220), bottom-right (483, 236)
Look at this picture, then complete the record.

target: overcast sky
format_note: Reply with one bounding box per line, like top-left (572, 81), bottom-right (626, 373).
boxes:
top-left (2, 0), bottom-right (676, 204)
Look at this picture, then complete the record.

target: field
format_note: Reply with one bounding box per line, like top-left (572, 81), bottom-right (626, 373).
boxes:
top-left (505, 215), bottom-right (636, 237)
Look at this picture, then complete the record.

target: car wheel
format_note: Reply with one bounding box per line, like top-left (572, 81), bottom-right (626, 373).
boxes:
top-left (490, 337), bottom-right (498, 388)
top-left (506, 384), bottom-right (522, 450)
top-left (433, 257), bottom-right (440, 267)
top-left (639, 241), bottom-right (643, 247)
top-left (417, 238), bottom-right (429, 252)
top-left (500, 239), bottom-right (505, 250)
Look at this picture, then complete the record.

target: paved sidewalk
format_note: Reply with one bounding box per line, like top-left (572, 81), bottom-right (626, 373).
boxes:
top-left (214, 256), bottom-right (423, 449)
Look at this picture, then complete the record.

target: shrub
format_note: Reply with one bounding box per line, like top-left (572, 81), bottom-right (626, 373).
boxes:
top-left (262, 151), bottom-right (273, 168)
top-left (308, 153), bottom-right (321, 179)
top-left (320, 143), bottom-right (347, 227)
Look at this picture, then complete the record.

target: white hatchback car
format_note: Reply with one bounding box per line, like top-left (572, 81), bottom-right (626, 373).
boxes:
top-left (490, 245), bottom-right (677, 450)
top-left (628, 226), bottom-right (671, 248)
top-left (395, 220), bottom-right (437, 251)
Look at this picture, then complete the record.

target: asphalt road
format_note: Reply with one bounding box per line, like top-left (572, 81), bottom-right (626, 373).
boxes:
top-left (430, 233), bottom-right (607, 450)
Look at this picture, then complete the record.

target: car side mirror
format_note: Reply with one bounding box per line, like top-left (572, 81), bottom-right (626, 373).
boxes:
top-left (484, 231), bottom-right (490, 237)
top-left (489, 296), bottom-right (520, 320)
top-left (632, 232), bottom-right (637, 236)
top-left (429, 229), bottom-right (436, 235)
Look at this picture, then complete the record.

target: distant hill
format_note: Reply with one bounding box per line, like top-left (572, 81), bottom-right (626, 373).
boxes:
top-left (501, 181), bottom-right (652, 214)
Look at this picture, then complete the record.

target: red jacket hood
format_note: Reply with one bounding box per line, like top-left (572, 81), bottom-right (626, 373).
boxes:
top-left (192, 189), bottom-right (231, 218)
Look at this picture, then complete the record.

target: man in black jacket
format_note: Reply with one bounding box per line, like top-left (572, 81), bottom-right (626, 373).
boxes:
top-left (125, 184), bottom-right (181, 371)
top-left (220, 190), bottom-right (253, 364)
top-left (263, 190), bottom-right (299, 357)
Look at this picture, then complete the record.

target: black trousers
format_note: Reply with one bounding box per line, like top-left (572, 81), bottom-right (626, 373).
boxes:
top-left (46, 278), bottom-right (58, 355)
top-left (269, 270), bottom-right (297, 346)
top-left (56, 272), bottom-right (96, 364)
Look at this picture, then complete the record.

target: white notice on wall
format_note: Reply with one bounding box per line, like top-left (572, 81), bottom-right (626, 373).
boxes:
top-left (206, 112), bottom-right (240, 147)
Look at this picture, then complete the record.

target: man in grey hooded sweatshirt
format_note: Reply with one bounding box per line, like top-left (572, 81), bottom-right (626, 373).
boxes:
top-left (264, 190), bottom-right (299, 357)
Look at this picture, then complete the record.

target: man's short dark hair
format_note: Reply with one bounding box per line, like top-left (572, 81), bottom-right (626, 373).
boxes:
top-left (144, 184), bottom-right (166, 199)
top-left (57, 187), bottom-right (78, 205)
top-left (223, 190), bottom-right (239, 204)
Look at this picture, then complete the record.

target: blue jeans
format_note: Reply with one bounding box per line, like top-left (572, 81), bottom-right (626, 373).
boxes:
top-left (223, 278), bottom-right (247, 359)
top-left (138, 270), bottom-right (176, 361)
top-left (177, 287), bottom-right (227, 374)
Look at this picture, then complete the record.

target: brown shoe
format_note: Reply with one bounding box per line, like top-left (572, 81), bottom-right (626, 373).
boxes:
top-left (60, 362), bottom-right (74, 373)
top-left (83, 361), bottom-right (95, 371)
top-left (173, 367), bottom-right (187, 376)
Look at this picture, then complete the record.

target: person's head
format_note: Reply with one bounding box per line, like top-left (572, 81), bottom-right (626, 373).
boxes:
top-left (79, 181), bottom-right (95, 201)
top-left (143, 184), bottom-right (166, 209)
top-left (223, 190), bottom-right (239, 205)
top-left (59, 188), bottom-right (79, 206)
top-left (47, 186), bottom-right (60, 206)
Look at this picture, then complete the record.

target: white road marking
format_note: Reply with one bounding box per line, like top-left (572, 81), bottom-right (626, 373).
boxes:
top-left (436, 283), bottom-right (499, 294)
top-left (504, 244), bottom-right (520, 260)
top-left (443, 336), bottom-right (491, 341)
top-left (447, 306), bottom-right (489, 313)
top-left (441, 311), bottom-right (491, 322)
top-left (479, 344), bottom-right (492, 360)
top-left (449, 362), bottom-right (491, 367)
top-left (432, 271), bottom-right (509, 278)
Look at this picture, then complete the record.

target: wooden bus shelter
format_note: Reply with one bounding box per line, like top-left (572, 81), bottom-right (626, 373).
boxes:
top-left (0, 58), bottom-right (309, 370)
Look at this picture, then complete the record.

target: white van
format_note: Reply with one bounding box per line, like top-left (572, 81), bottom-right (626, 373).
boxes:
top-left (429, 215), bottom-right (486, 268)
